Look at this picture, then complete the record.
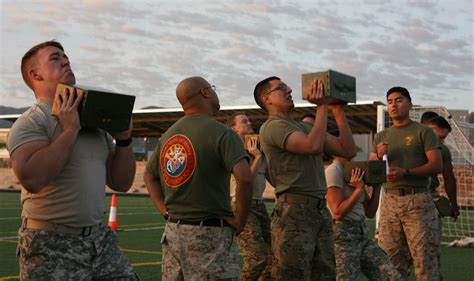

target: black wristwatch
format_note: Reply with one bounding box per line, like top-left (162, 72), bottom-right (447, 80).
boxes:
top-left (405, 168), bottom-right (411, 176)
top-left (116, 137), bottom-right (132, 147)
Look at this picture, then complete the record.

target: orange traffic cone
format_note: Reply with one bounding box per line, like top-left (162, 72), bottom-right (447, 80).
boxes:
top-left (108, 194), bottom-right (119, 231)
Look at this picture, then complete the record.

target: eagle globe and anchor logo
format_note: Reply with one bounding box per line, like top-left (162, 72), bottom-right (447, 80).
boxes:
top-left (160, 134), bottom-right (196, 188)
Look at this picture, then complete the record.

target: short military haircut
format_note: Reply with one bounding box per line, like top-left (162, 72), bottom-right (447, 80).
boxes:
top-left (21, 40), bottom-right (64, 90)
top-left (420, 111), bottom-right (439, 124)
top-left (429, 116), bottom-right (452, 132)
top-left (226, 111), bottom-right (246, 127)
top-left (386, 86), bottom-right (411, 102)
top-left (253, 76), bottom-right (280, 110)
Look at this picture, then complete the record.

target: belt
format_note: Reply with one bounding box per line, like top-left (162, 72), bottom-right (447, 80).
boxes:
top-left (334, 219), bottom-right (364, 225)
top-left (252, 199), bottom-right (264, 206)
top-left (277, 193), bottom-right (326, 209)
top-left (24, 218), bottom-right (102, 237)
top-left (168, 218), bottom-right (230, 227)
top-left (384, 187), bottom-right (428, 196)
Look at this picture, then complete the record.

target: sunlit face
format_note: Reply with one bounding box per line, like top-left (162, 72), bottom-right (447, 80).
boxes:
top-left (264, 79), bottom-right (294, 110)
top-left (428, 124), bottom-right (450, 143)
top-left (34, 46), bottom-right (76, 86)
top-left (232, 114), bottom-right (254, 136)
top-left (387, 92), bottom-right (411, 120)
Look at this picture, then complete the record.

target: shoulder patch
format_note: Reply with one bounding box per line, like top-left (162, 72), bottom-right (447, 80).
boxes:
top-left (160, 134), bottom-right (196, 188)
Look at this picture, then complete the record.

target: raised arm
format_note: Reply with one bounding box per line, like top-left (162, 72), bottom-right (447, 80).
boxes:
top-left (323, 104), bottom-right (357, 159)
top-left (11, 90), bottom-right (83, 193)
top-left (106, 120), bottom-right (136, 192)
top-left (246, 137), bottom-right (263, 178)
top-left (327, 168), bottom-right (365, 221)
top-left (285, 79), bottom-right (328, 154)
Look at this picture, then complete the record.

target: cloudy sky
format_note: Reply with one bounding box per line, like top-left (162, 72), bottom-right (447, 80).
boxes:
top-left (1, 0), bottom-right (472, 111)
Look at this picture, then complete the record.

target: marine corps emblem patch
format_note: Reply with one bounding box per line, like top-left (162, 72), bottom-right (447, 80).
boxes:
top-left (405, 135), bottom-right (414, 146)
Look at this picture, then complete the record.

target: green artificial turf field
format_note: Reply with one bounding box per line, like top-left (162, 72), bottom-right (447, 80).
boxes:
top-left (1, 192), bottom-right (472, 280)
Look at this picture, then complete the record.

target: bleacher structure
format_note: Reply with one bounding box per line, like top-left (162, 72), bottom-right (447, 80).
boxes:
top-left (377, 105), bottom-right (474, 241)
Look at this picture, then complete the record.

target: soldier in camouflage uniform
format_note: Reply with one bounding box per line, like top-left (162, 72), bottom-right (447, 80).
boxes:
top-left (253, 76), bottom-right (357, 280)
top-left (326, 156), bottom-right (401, 280)
top-left (7, 40), bottom-right (138, 280)
top-left (370, 87), bottom-right (442, 281)
top-left (227, 112), bottom-right (272, 281)
top-left (144, 77), bottom-right (253, 280)
top-left (421, 112), bottom-right (460, 280)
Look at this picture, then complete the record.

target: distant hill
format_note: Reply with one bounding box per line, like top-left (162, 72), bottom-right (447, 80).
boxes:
top-left (0, 106), bottom-right (28, 128)
top-left (0, 106), bottom-right (28, 115)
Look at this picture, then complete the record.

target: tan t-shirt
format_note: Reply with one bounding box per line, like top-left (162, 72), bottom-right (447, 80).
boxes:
top-left (325, 161), bottom-right (365, 221)
top-left (259, 115), bottom-right (327, 198)
top-left (7, 99), bottom-right (113, 227)
top-left (230, 154), bottom-right (268, 200)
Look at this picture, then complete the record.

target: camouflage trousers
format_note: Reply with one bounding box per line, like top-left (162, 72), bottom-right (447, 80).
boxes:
top-left (333, 220), bottom-right (401, 281)
top-left (233, 201), bottom-right (272, 281)
top-left (435, 213), bottom-right (443, 280)
top-left (161, 222), bottom-right (240, 280)
top-left (432, 193), bottom-right (444, 280)
top-left (271, 199), bottom-right (336, 281)
top-left (378, 192), bottom-right (439, 281)
top-left (17, 224), bottom-right (138, 280)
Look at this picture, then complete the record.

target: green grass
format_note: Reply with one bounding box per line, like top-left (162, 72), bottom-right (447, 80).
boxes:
top-left (1, 191), bottom-right (473, 280)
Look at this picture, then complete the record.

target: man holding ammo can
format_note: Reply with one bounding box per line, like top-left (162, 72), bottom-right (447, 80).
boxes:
top-left (253, 76), bottom-right (356, 280)
top-left (7, 40), bottom-right (138, 280)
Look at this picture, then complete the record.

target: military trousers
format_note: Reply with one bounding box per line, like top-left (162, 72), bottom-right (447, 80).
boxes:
top-left (233, 201), bottom-right (272, 281)
top-left (333, 220), bottom-right (400, 281)
top-left (271, 198), bottom-right (336, 281)
top-left (17, 223), bottom-right (138, 280)
top-left (161, 221), bottom-right (240, 280)
top-left (378, 192), bottom-right (439, 281)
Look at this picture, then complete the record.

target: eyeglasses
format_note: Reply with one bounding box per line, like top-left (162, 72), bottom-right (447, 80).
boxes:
top-left (264, 83), bottom-right (289, 95)
top-left (203, 85), bottom-right (216, 92)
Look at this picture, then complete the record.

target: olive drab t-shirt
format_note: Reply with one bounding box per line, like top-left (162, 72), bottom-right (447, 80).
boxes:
top-left (7, 99), bottom-right (114, 227)
top-left (146, 115), bottom-right (249, 221)
top-left (430, 144), bottom-right (452, 191)
top-left (259, 116), bottom-right (327, 198)
top-left (370, 121), bottom-right (441, 190)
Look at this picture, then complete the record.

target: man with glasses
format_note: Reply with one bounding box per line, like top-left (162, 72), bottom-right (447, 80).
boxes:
top-left (253, 76), bottom-right (357, 280)
top-left (144, 76), bottom-right (253, 280)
